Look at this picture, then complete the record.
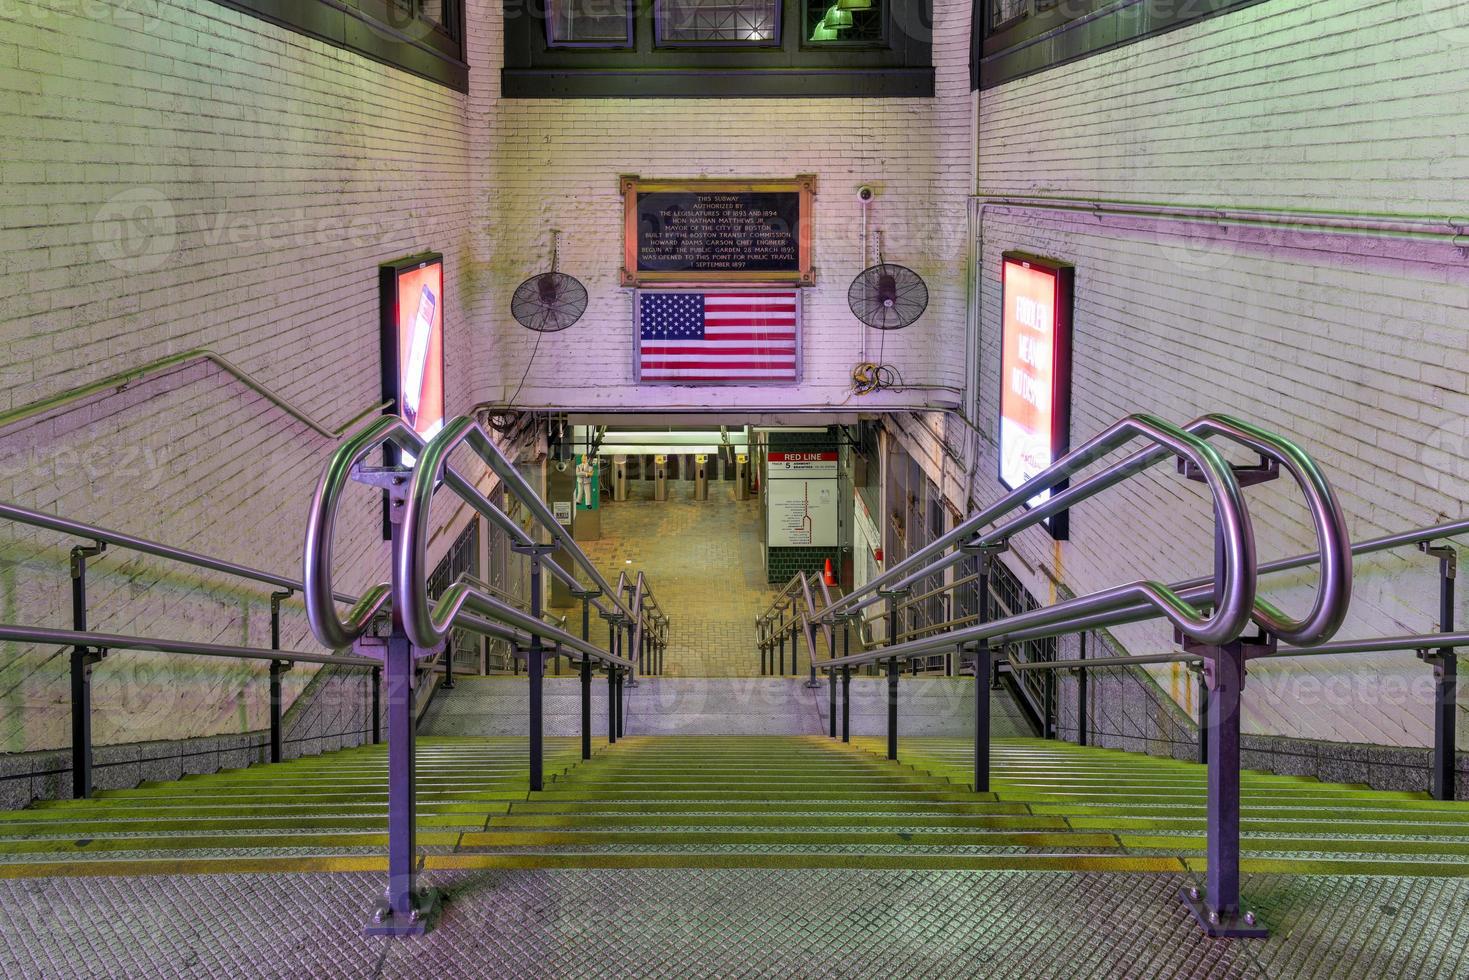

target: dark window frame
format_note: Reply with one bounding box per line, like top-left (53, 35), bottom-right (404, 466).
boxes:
top-left (505, 0), bottom-right (933, 98)
top-left (799, 0), bottom-right (889, 50)
top-left (974, 0), bottom-right (1272, 91)
top-left (207, 0), bottom-right (468, 92)
top-left (655, 0), bottom-right (785, 47)
top-left (546, 0), bottom-right (638, 48)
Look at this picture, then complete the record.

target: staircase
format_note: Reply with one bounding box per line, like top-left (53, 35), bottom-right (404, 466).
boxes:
top-left (3, 735), bottom-right (1468, 878)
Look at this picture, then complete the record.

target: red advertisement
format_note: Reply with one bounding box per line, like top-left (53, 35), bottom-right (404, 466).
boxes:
top-left (380, 254), bottom-right (446, 464)
top-left (394, 261), bottom-right (445, 441)
top-left (998, 252), bottom-right (1072, 538)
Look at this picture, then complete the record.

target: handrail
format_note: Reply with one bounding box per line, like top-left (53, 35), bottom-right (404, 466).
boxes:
top-left (0, 347), bottom-right (390, 440)
top-left (821, 414), bottom-right (1259, 655)
top-left (392, 415), bottom-right (652, 669)
top-left (997, 514), bottom-right (1467, 648)
top-left (819, 414), bottom-right (1257, 637)
top-left (1007, 631), bottom-right (1469, 672)
top-left (303, 415), bottom-right (421, 650)
top-left (1175, 415), bottom-right (1351, 645)
top-left (818, 414), bottom-right (1354, 661)
top-left (623, 571), bottom-right (668, 673)
top-left (0, 624), bottom-right (378, 669)
top-left (865, 512), bottom-right (1464, 671)
top-left (0, 500), bottom-right (359, 605)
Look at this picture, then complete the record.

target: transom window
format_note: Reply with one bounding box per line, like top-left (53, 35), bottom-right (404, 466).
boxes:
top-left (804, 0), bottom-right (885, 44)
top-left (512, 0), bottom-right (933, 98)
top-left (548, 0), bottom-right (634, 46)
top-left (656, 0), bottom-right (782, 45)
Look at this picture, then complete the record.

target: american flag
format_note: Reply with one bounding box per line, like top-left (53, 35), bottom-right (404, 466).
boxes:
top-left (637, 290), bottom-right (799, 384)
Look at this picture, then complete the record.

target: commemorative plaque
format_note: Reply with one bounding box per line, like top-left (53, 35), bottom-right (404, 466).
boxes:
top-left (620, 176), bottom-right (816, 286)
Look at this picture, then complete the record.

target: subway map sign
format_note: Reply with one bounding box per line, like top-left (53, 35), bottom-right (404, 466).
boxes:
top-left (998, 252), bottom-right (1073, 540)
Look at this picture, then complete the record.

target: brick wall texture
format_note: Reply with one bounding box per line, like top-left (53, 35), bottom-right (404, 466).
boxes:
top-left (0, 0), bottom-right (480, 755)
top-left (886, 0), bottom-right (1469, 751)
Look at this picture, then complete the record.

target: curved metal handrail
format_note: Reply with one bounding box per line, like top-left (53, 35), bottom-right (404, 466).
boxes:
top-left (0, 347), bottom-right (390, 439)
top-left (820, 413), bottom-right (1354, 653)
top-left (392, 415), bottom-right (653, 667)
top-left (1182, 415), bottom-right (1351, 645)
top-left (303, 415), bottom-right (421, 650)
top-left (814, 415), bottom-right (1258, 666)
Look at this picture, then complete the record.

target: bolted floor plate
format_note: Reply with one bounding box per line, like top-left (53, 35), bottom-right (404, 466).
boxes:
top-left (363, 887), bottom-right (441, 938)
top-left (1179, 886), bottom-right (1269, 939)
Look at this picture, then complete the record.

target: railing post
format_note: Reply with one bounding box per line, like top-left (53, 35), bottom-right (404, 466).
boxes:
top-left (1180, 636), bottom-right (1269, 938)
top-left (68, 541), bottom-right (106, 800)
top-left (841, 664), bottom-right (851, 743)
top-left (624, 586), bottom-right (640, 689)
top-left (365, 476), bottom-right (437, 936)
top-left (616, 668), bottom-right (625, 738)
top-left (269, 588), bottom-right (293, 764)
top-left (778, 627), bottom-right (786, 675)
top-left (371, 666), bottom-right (381, 745)
top-left (572, 588), bottom-right (599, 761)
top-left (513, 543), bottom-right (554, 793)
top-left (828, 625), bottom-right (838, 737)
top-left (972, 640), bottom-right (991, 793)
top-left (606, 617), bottom-right (618, 744)
top-left (1421, 542), bottom-right (1457, 801)
top-left (879, 589), bottom-right (906, 761)
top-left (1077, 632), bottom-right (1088, 747)
top-left (1196, 667), bottom-right (1209, 765)
top-left (886, 657), bottom-right (899, 761)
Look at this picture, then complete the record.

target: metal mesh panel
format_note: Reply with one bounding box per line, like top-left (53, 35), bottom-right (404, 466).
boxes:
top-left (427, 520), bottom-right (480, 673)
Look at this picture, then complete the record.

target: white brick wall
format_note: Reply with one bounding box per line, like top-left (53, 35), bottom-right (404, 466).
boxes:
top-left (0, 0), bottom-right (477, 751)
top-left (467, 0), bottom-right (974, 413)
top-left (946, 0), bottom-right (1469, 748)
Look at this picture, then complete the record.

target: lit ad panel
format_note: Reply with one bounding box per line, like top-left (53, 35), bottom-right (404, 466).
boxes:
top-left (998, 252), bottom-right (1073, 540)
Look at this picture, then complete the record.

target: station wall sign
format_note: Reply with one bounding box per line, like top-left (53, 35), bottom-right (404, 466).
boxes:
top-left (767, 477), bottom-right (838, 548)
top-left (998, 251), bottom-right (1073, 540)
top-left (768, 451), bottom-right (838, 477)
top-left (621, 175), bottom-right (816, 286)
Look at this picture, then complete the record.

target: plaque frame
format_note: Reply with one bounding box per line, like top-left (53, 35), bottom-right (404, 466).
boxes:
top-left (620, 175), bottom-right (817, 287)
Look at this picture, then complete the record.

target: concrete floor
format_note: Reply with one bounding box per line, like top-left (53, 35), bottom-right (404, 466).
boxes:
top-left (569, 478), bottom-right (777, 677)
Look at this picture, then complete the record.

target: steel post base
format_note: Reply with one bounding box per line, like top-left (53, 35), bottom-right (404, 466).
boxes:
top-left (364, 888), bottom-right (440, 938)
top-left (1178, 886), bottom-right (1267, 939)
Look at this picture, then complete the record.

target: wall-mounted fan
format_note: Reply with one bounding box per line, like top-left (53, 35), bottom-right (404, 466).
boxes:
top-left (511, 230), bottom-right (588, 333)
top-left (847, 261), bottom-right (928, 331)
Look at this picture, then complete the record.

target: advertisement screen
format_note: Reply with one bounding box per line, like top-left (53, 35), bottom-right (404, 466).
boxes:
top-left (998, 252), bottom-right (1072, 539)
top-left (380, 253), bottom-right (446, 476)
top-left (395, 260), bottom-right (445, 443)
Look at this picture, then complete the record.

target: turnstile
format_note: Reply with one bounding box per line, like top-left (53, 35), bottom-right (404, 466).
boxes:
top-left (612, 455), bottom-right (629, 502)
top-left (694, 454), bottom-right (709, 500)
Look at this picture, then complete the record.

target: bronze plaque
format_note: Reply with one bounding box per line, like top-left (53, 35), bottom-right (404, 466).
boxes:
top-left (621, 176), bottom-right (816, 286)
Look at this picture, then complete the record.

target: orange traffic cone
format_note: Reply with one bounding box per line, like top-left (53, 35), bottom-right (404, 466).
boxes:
top-left (823, 558), bottom-right (837, 587)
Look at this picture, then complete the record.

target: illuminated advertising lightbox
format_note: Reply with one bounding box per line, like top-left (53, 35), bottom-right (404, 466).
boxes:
top-left (380, 253), bottom-right (446, 537)
top-left (998, 252), bottom-right (1073, 540)
top-left (380, 253), bottom-right (446, 456)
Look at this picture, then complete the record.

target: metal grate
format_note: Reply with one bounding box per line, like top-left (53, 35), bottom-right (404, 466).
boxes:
top-left (427, 520), bottom-right (480, 673)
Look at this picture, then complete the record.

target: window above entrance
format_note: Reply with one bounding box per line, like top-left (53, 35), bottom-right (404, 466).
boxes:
top-left (506, 0), bottom-right (933, 98)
